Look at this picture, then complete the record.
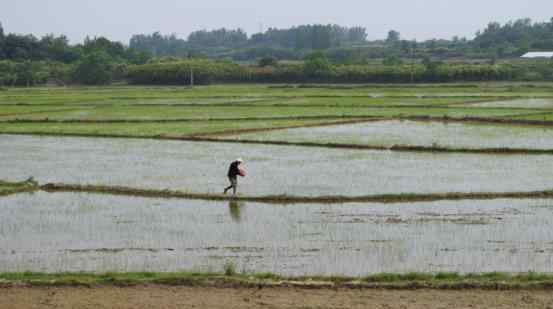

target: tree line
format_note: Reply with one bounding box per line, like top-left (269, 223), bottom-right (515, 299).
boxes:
top-left (128, 18), bottom-right (553, 62)
top-left (0, 22), bottom-right (150, 86)
top-left (0, 18), bottom-right (552, 86)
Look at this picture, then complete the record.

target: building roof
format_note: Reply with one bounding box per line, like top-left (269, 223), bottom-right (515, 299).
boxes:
top-left (521, 52), bottom-right (553, 58)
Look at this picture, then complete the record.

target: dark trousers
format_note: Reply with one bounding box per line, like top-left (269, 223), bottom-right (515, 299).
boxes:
top-left (224, 176), bottom-right (238, 194)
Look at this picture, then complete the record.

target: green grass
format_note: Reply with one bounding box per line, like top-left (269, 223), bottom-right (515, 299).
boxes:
top-left (1, 271), bottom-right (553, 288)
top-left (0, 83), bottom-right (552, 107)
top-left (0, 179), bottom-right (38, 196)
top-left (508, 112), bottom-right (553, 121)
top-left (0, 83), bottom-right (552, 100)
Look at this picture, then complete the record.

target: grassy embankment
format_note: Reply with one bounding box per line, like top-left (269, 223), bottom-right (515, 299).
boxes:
top-left (2, 271), bottom-right (553, 289)
top-left (0, 181), bottom-right (546, 204)
top-left (0, 179), bottom-right (38, 197)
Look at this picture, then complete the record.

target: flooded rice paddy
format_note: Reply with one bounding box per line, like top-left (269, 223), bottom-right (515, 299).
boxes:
top-left (2, 134), bottom-right (553, 196)
top-left (1, 191), bottom-right (553, 275)
top-left (469, 98), bottom-right (553, 109)
top-left (225, 120), bottom-right (553, 150)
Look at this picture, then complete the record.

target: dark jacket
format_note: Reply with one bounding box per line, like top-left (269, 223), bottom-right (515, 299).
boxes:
top-left (227, 161), bottom-right (241, 178)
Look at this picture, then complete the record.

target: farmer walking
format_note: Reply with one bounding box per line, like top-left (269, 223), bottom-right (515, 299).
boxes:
top-left (224, 158), bottom-right (246, 195)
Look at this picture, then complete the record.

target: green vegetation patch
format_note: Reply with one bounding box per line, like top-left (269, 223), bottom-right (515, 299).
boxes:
top-left (508, 112), bottom-right (553, 121)
top-left (0, 179), bottom-right (39, 196)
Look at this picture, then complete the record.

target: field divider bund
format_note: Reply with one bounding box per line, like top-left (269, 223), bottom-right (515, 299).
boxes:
top-left (180, 137), bottom-right (553, 155)
top-left (3, 274), bottom-right (553, 290)
top-left (0, 116), bottom-right (382, 124)
top-left (36, 183), bottom-right (553, 204)
top-left (2, 113), bottom-right (553, 126)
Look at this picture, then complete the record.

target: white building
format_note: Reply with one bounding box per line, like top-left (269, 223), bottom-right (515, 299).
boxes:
top-left (521, 52), bottom-right (553, 59)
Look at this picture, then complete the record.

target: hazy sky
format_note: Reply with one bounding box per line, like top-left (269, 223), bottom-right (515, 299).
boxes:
top-left (1, 0), bottom-right (552, 44)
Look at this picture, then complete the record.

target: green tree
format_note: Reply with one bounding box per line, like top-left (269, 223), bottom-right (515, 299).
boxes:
top-left (383, 54), bottom-right (403, 65)
top-left (386, 30), bottom-right (401, 44)
top-left (303, 52), bottom-right (331, 77)
top-left (0, 60), bottom-right (17, 86)
top-left (39, 34), bottom-right (79, 63)
top-left (0, 22), bottom-right (5, 59)
top-left (49, 62), bottom-right (73, 86)
top-left (72, 51), bottom-right (114, 85)
top-left (15, 61), bottom-right (48, 87)
top-left (258, 56), bottom-right (278, 67)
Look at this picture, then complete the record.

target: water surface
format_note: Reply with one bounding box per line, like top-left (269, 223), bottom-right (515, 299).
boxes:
top-left (1, 192), bottom-right (552, 275)
top-left (2, 134), bottom-right (553, 196)
top-left (225, 120), bottom-right (553, 150)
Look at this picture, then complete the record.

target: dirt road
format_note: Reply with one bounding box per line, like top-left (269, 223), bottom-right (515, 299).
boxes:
top-left (2, 286), bottom-right (553, 309)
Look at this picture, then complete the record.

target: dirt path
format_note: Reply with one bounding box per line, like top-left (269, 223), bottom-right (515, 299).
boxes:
top-left (2, 286), bottom-right (553, 309)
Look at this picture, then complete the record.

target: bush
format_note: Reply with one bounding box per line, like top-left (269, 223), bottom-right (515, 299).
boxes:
top-left (127, 58), bottom-right (523, 84)
top-left (72, 51), bottom-right (115, 85)
top-left (223, 261), bottom-right (236, 276)
top-left (258, 56), bottom-right (278, 67)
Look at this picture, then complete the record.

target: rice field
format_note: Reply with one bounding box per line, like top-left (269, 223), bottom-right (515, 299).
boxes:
top-left (2, 191), bottom-right (553, 275)
top-left (2, 83), bottom-right (553, 277)
top-left (223, 119), bottom-right (553, 149)
top-left (4, 134), bottom-right (553, 196)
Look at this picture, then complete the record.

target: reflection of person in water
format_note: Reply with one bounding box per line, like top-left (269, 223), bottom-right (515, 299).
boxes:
top-left (228, 200), bottom-right (244, 222)
top-left (224, 158), bottom-right (246, 195)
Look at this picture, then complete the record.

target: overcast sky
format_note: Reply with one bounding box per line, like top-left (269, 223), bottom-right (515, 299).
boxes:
top-left (1, 0), bottom-right (552, 44)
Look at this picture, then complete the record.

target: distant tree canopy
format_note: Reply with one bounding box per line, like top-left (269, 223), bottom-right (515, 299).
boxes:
top-left (127, 19), bottom-right (553, 62)
top-left (473, 18), bottom-right (553, 56)
top-left (188, 28), bottom-right (248, 48)
top-left (250, 25), bottom-right (368, 49)
top-left (129, 24), bottom-right (368, 58)
top-left (0, 22), bottom-right (5, 58)
top-left (0, 24), bottom-right (150, 65)
top-left (130, 32), bottom-right (188, 57)
top-left (1, 18), bottom-right (553, 86)
top-left (386, 30), bottom-right (401, 43)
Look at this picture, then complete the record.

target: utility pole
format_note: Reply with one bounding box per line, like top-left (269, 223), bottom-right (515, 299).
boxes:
top-left (190, 68), bottom-right (194, 87)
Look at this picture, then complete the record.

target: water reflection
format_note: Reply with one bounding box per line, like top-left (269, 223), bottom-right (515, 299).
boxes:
top-left (228, 200), bottom-right (245, 222)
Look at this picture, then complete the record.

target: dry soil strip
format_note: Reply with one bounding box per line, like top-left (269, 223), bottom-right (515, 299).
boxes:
top-left (39, 183), bottom-right (553, 204)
